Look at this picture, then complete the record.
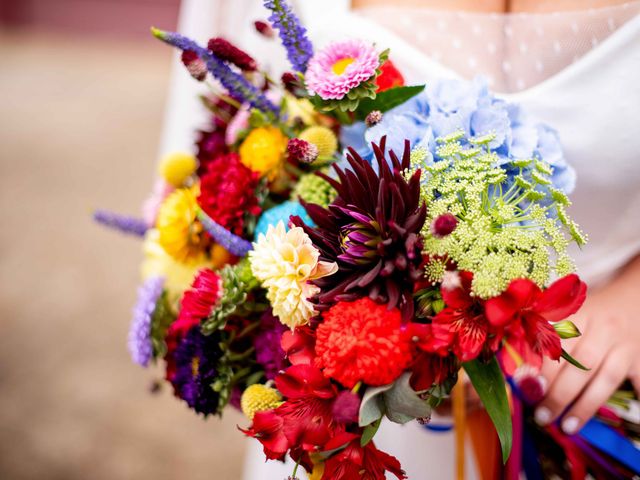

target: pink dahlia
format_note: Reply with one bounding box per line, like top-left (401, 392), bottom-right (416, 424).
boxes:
top-left (305, 39), bottom-right (380, 100)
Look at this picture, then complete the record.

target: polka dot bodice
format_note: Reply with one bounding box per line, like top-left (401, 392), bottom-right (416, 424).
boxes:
top-left (355, 1), bottom-right (640, 93)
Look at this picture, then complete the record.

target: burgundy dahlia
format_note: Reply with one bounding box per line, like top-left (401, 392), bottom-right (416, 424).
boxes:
top-left (291, 137), bottom-right (427, 319)
top-left (207, 37), bottom-right (257, 72)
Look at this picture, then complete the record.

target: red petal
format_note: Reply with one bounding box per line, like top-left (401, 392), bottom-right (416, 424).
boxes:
top-left (275, 364), bottom-right (334, 399)
top-left (455, 315), bottom-right (488, 362)
top-left (485, 278), bottom-right (541, 327)
top-left (440, 271), bottom-right (474, 308)
top-left (533, 274), bottom-right (587, 322)
top-left (525, 313), bottom-right (562, 361)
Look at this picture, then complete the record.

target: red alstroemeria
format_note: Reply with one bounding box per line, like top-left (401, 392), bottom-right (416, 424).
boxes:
top-left (239, 409), bottom-right (289, 460)
top-left (484, 274), bottom-right (587, 375)
top-left (428, 271), bottom-right (494, 362)
top-left (274, 364), bottom-right (339, 451)
top-left (322, 440), bottom-right (407, 480)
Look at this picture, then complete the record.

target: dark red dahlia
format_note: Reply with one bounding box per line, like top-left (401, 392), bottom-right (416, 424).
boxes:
top-left (291, 137), bottom-right (427, 319)
top-left (197, 152), bottom-right (262, 236)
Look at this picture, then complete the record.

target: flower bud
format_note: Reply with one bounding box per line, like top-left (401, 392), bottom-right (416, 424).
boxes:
top-left (254, 20), bottom-right (275, 38)
top-left (553, 320), bottom-right (581, 339)
top-left (180, 50), bottom-right (207, 81)
top-left (365, 110), bottom-right (383, 127)
top-left (207, 37), bottom-right (257, 72)
top-left (287, 138), bottom-right (319, 164)
top-left (430, 213), bottom-right (458, 238)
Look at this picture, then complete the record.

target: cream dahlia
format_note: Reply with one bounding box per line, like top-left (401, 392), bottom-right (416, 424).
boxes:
top-left (249, 221), bottom-right (337, 328)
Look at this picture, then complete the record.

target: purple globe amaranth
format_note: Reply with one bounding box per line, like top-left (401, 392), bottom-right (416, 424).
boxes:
top-left (291, 137), bottom-right (427, 320)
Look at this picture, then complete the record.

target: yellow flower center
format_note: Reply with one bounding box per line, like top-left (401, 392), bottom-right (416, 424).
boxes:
top-left (191, 356), bottom-right (200, 378)
top-left (332, 57), bottom-right (355, 75)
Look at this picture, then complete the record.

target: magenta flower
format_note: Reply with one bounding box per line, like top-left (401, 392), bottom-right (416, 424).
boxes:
top-left (305, 39), bottom-right (379, 100)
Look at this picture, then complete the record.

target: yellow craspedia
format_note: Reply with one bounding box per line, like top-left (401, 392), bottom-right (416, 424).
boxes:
top-left (299, 126), bottom-right (338, 159)
top-left (240, 384), bottom-right (282, 420)
top-left (156, 186), bottom-right (209, 263)
top-left (158, 152), bottom-right (198, 187)
top-left (239, 126), bottom-right (288, 179)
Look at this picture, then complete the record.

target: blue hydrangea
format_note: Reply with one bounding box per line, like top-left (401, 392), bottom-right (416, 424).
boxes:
top-left (340, 77), bottom-right (575, 193)
top-left (254, 201), bottom-right (315, 240)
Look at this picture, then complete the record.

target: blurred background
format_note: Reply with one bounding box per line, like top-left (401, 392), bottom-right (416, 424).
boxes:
top-left (0, 1), bottom-right (247, 478)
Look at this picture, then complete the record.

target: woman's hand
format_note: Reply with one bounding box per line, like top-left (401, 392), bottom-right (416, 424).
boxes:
top-left (535, 255), bottom-right (640, 434)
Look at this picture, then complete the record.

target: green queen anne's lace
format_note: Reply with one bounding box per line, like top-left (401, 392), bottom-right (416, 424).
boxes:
top-left (408, 131), bottom-right (587, 299)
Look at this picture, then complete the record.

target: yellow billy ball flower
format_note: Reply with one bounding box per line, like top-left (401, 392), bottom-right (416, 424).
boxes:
top-left (156, 186), bottom-right (209, 263)
top-left (240, 384), bottom-right (282, 420)
top-left (299, 126), bottom-right (338, 159)
top-left (158, 152), bottom-right (198, 187)
top-left (239, 126), bottom-right (288, 179)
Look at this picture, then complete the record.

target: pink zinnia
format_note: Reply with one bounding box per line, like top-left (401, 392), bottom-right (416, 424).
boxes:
top-left (305, 39), bottom-right (379, 100)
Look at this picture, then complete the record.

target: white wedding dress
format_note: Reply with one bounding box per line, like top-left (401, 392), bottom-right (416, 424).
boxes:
top-left (160, 1), bottom-right (640, 478)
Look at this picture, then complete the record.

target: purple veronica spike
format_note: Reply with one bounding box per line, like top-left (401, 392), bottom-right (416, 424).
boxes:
top-left (197, 210), bottom-right (252, 257)
top-left (128, 276), bottom-right (165, 367)
top-left (151, 28), bottom-right (279, 116)
top-left (263, 0), bottom-right (313, 72)
top-left (93, 209), bottom-right (147, 237)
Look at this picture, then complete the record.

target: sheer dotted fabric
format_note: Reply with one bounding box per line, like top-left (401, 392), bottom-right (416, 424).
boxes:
top-left (355, 1), bottom-right (640, 93)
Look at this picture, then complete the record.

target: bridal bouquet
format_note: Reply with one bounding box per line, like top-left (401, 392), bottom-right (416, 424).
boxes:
top-left (96, 1), bottom-right (596, 478)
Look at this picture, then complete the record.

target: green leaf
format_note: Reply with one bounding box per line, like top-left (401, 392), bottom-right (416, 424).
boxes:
top-left (383, 373), bottom-right (431, 424)
top-left (561, 349), bottom-right (590, 370)
top-left (359, 383), bottom-right (391, 427)
top-left (355, 85), bottom-right (425, 120)
top-left (361, 417), bottom-right (381, 446)
top-left (463, 357), bottom-right (512, 463)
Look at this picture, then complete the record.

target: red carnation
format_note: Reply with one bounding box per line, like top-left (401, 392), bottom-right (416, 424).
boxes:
top-left (197, 152), bottom-right (261, 235)
top-left (207, 37), bottom-right (257, 72)
top-left (315, 298), bottom-right (413, 388)
top-left (375, 60), bottom-right (405, 92)
top-left (484, 274), bottom-right (587, 375)
top-left (322, 440), bottom-right (406, 480)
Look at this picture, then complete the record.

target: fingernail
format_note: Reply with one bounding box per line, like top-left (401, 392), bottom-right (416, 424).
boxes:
top-left (535, 406), bottom-right (552, 426)
top-left (562, 416), bottom-right (580, 435)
